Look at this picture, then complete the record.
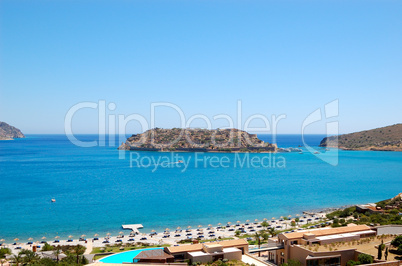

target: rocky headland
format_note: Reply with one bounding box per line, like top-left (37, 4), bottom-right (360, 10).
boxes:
top-left (319, 124), bottom-right (402, 151)
top-left (0, 121), bottom-right (25, 140)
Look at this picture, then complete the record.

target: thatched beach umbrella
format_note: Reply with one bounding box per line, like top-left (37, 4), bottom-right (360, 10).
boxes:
top-left (151, 230), bottom-right (156, 233)
top-left (217, 223), bottom-right (222, 226)
top-left (55, 236), bottom-right (60, 239)
top-left (288, 215), bottom-right (292, 218)
top-left (28, 237), bottom-right (33, 241)
top-left (14, 238), bottom-right (19, 242)
top-left (68, 235), bottom-right (73, 239)
top-left (187, 226), bottom-right (192, 229)
top-left (254, 219), bottom-right (259, 223)
top-left (119, 231), bottom-right (123, 235)
top-left (271, 217), bottom-right (275, 220)
top-left (81, 234), bottom-right (86, 238)
top-left (94, 234), bottom-right (99, 237)
top-left (0, 239), bottom-right (5, 243)
top-left (176, 227), bottom-right (181, 230)
top-left (41, 236), bottom-right (47, 240)
top-left (263, 218), bottom-right (267, 221)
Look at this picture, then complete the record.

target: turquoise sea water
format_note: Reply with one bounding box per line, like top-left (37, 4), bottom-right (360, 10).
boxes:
top-left (0, 134), bottom-right (401, 242)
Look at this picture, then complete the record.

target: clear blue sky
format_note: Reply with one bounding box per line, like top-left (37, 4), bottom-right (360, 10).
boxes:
top-left (1, 0), bottom-right (401, 134)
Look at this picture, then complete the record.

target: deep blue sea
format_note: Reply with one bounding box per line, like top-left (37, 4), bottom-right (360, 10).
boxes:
top-left (0, 134), bottom-right (401, 241)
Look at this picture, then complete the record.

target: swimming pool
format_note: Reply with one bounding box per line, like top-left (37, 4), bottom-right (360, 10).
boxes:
top-left (99, 247), bottom-right (163, 264)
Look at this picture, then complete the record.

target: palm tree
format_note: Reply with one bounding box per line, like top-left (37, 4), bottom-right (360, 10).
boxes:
top-left (54, 247), bottom-right (62, 262)
top-left (261, 220), bottom-right (269, 229)
top-left (261, 232), bottom-right (269, 241)
top-left (21, 249), bottom-right (39, 264)
top-left (254, 232), bottom-right (261, 248)
top-left (254, 232), bottom-right (262, 256)
top-left (12, 254), bottom-right (22, 266)
top-left (73, 244), bottom-right (86, 264)
top-left (268, 227), bottom-right (278, 237)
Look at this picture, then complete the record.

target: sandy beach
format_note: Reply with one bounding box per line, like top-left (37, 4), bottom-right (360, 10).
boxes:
top-left (1, 212), bottom-right (328, 256)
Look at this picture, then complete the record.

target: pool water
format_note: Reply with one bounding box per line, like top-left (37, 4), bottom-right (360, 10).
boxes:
top-left (99, 247), bottom-right (163, 264)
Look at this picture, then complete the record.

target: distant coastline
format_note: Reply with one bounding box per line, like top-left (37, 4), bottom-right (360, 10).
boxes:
top-left (319, 123), bottom-right (402, 151)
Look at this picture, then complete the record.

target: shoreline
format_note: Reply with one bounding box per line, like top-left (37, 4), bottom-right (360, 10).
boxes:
top-left (0, 210), bottom-right (328, 258)
top-left (0, 196), bottom-right (381, 245)
top-left (0, 206), bottom-right (341, 246)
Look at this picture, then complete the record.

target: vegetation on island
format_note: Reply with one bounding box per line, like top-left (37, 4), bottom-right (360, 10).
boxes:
top-left (319, 123), bottom-right (402, 151)
top-left (119, 128), bottom-right (276, 152)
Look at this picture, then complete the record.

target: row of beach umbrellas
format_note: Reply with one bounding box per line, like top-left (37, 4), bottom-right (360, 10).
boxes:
top-left (1, 234), bottom-right (101, 244)
top-left (0, 214), bottom-right (305, 243)
top-left (154, 215), bottom-right (303, 234)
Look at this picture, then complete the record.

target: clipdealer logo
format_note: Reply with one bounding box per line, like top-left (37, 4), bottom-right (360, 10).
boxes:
top-left (64, 99), bottom-right (340, 169)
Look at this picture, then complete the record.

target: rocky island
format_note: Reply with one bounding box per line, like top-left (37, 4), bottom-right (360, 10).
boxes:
top-left (119, 128), bottom-right (276, 152)
top-left (0, 121), bottom-right (25, 140)
top-left (319, 123), bottom-right (402, 151)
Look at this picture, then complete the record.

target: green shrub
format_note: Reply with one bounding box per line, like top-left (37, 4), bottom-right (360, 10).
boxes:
top-left (42, 242), bottom-right (54, 251)
top-left (347, 260), bottom-right (360, 266)
top-left (357, 253), bottom-right (373, 264)
top-left (0, 248), bottom-right (11, 258)
top-left (391, 235), bottom-right (402, 248)
top-left (287, 259), bottom-right (301, 266)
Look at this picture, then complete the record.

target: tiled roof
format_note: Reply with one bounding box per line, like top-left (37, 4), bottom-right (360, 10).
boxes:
top-left (166, 239), bottom-right (248, 253)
